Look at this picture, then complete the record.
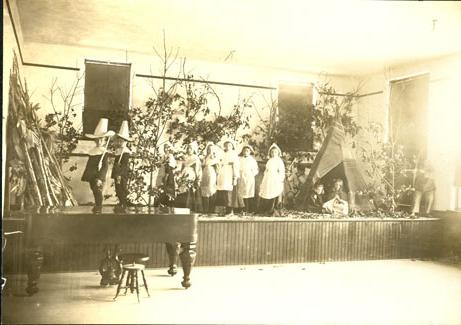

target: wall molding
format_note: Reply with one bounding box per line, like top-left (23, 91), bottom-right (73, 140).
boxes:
top-left (6, 0), bottom-right (383, 97)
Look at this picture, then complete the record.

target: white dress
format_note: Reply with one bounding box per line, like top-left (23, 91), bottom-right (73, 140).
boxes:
top-left (178, 154), bottom-right (201, 194)
top-left (259, 157), bottom-right (285, 199)
top-left (216, 150), bottom-right (239, 191)
top-left (201, 155), bottom-right (219, 197)
top-left (238, 156), bottom-right (259, 198)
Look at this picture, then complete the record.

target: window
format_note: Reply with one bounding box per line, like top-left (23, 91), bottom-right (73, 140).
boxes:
top-left (276, 82), bottom-right (314, 152)
top-left (389, 74), bottom-right (429, 159)
top-left (83, 60), bottom-right (132, 135)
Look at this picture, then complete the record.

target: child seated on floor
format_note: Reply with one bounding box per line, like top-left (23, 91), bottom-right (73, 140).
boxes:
top-left (323, 179), bottom-right (349, 216)
top-left (305, 183), bottom-right (325, 213)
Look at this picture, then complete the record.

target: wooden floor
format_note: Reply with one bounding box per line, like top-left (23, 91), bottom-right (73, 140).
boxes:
top-left (2, 260), bottom-right (461, 324)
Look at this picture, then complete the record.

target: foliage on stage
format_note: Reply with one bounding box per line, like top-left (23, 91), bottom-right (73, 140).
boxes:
top-left (43, 75), bottom-right (84, 175)
top-left (6, 53), bottom-right (78, 209)
top-left (166, 77), bottom-right (251, 146)
top-left (247, 94), bottom-right (279, 160)
top-left (312, 81), bottom-right (361, 145)
top-left (126, 35), bottom-right (251, 205)
top-left (358, 122), bottom-right (416, 213)
top-left (128, 58), bottom-right (182, 204)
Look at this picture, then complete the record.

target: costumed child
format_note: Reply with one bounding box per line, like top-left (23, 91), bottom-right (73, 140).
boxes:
top-left (236, 144), bottom-right (259, 214)
top-left (161, 142), bottom-right (180, 276)
top-left (259, 143), bottom-right (285, 216)
top-left (111, 120), bottom-right (132, 209)
top-left (81, 118), bottom-right (115, 213)
top-left (159, 142), bottom-right (177, 207)
top-left (176, 141), bottom-right (202, 212)
top-left (305, 182), bottom-right (325, 213)
top-left (411, 162), bottom-right (435, 217)
top-left (201, 142), bottom-right (220, 213)
top-left (216, 138), bottom-right (239, 216)
top-left (286, 161), bottom-right (308, 208)
top-left (322, 178), bottom-right (349, 216)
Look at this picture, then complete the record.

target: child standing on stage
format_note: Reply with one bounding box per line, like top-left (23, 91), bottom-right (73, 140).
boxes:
top-left (81, 118), bottom-right (115, 213)
top-left (259, 143), bottom-right (285, 216)
top-left (216, 139), bottom-right (239, 216)
top-left (160, 142), bottom-right (177, 207)
top-left (201, 142), bottom-right (219, 213)
top-left (236, 144), bottom-right (259, 213)
top-left (111, 120), bottom-right (132, 209)
top-left (176, 141), bottom-right (202, 212)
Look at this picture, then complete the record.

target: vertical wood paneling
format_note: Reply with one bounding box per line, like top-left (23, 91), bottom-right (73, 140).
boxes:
top-left (2, 219), bottom-right (443, 273)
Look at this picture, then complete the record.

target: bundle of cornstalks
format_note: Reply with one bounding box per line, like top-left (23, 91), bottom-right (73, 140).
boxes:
top-left (6, 54), bottom-right (78, 208)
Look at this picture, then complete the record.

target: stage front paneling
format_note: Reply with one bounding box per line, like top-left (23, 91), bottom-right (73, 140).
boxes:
top-left (3, 217), bottom-right (442, 273)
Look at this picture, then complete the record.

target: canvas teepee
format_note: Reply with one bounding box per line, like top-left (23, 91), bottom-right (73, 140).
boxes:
top-left (297, 123), bottom-right (367, 208)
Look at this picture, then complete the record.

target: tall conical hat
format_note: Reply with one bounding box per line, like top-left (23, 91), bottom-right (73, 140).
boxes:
top-left (85, 118), bottom-right (115, 139)
top-left (116, 120), bottom-right (132, 141)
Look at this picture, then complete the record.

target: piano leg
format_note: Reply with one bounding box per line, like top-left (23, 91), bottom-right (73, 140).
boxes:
top-left (26, 249), bottom-right (44, 296)
top-left (179, 241), bottom-right (197, 289)
top-left (165, 242), bottom-right (180, 276)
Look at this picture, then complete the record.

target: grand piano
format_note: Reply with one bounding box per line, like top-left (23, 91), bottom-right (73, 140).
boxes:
top-left (7, 206), bottom-right (198, 295)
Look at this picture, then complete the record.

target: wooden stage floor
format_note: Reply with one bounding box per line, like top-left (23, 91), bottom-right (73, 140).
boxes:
top-left (2, 260), bottom-right (461, 325)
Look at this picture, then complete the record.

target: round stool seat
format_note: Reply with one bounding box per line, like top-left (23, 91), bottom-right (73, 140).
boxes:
top-left (114, 262), bottom-right (150, 303)
top-left (122, 263), bottom-right (145, 271)
top-left (119, 253), bottom-right (150, 264)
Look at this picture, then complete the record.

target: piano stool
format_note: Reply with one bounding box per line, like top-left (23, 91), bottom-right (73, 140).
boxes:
top-left (118, 253), bottom-right (150, 265)
top-left (113, 263), bottom-right (150, 303)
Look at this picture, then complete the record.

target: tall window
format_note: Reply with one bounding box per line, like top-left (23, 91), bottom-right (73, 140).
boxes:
top-left (389, 74), bottom-right (429, 160)
top-left (276, 82), bottom-right (314, 152)
top-left (83, 60), bottom-right (132, 135)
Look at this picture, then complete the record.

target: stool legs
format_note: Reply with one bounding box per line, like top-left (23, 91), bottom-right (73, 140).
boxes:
top-left (130, 270), bottom-right (135, 293)
top-left (114, 268), bottom-right (149, 302)
top-left (123, 270), bottom-right (131, 295)
top-left (135, 271), bottom-right (140, 303)
top-left (113, 269), bottom-right (126, 301)
top-left (141, 270), bottom-right (150, 297)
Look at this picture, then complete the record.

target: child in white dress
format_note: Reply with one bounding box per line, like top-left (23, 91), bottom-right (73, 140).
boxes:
top-left (176, 141), bottom-right (202, 212)
top-left (236, 145), bottom-right (259, 213)
top-left (259, 143), bottom-right (285, 216)
top-left (201, 142), bottom-right (219, 213)
top-left (216, 139), bottom-right (239, 215)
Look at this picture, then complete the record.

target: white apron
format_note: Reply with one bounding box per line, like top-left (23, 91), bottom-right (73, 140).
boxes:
top-left (216, 151), bottom-right (239, 191)
top-left (259, 157), bottom-right (285, 199)
top-left (178, 154), bottom-right (201, 194)
top-left (201, 156), bottom-right (219, 197)
top-left (238, 156), bottom-right (259, 198)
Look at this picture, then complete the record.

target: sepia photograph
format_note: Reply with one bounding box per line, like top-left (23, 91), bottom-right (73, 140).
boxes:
top-left (2, 0), bottom-right (461, 324)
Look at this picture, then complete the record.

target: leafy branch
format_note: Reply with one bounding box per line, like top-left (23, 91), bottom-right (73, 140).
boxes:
top-left (42, 73), bottom-right (84, 175)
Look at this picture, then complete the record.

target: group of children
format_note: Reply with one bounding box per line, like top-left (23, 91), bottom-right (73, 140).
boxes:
top-left (82, 118), bottom-right (435, 217)
top-left (304, 179), bottom-right (350, 216)
top-left (159, 138), bottom-right (285, 216)
top-left (81, 118), bottom-right (132, 213)
top-left (82, 118), bottom-right (286, 215)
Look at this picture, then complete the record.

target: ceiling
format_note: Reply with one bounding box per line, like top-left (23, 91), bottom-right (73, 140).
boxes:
top-left (13, 0), bottom-right (461, 75)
